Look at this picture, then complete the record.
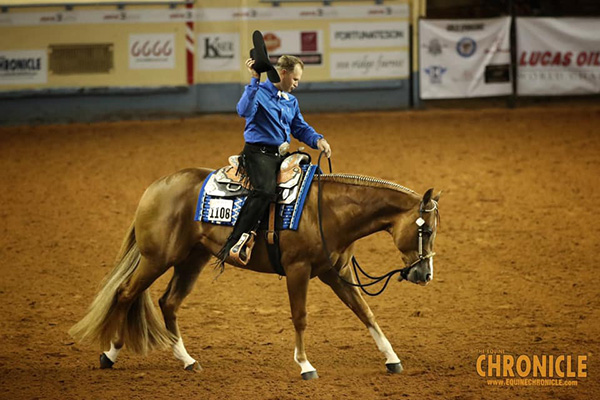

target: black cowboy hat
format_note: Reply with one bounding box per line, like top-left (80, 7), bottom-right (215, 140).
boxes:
top-left (249, 30), bottom-right (280, 83)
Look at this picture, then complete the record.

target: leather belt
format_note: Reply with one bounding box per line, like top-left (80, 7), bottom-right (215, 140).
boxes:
top-left (246, 142), bottom-right (289, 157)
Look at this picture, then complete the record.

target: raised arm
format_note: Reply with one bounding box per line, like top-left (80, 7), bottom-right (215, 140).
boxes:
top-left (237, 59), bottom-right (261, 118)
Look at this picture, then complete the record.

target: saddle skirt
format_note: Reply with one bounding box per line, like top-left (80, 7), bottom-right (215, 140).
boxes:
top-left (195, 153), bottom-right (319, 231)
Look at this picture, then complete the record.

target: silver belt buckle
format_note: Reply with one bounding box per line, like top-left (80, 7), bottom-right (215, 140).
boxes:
top-left (278, 142), bottom-right (289, 156)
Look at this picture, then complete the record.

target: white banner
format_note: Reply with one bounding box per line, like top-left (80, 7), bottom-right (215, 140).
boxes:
top-left (419, 17), bottom-right (512, 99)
top-left (330, 51), bottom-right (408, 79)
top-left (0, 50), bottom-right (47, 85)
top-left (263, 30), bottom-right (324, 66)
top-left (0, 5), bottom-right (408, 27)
top-left (517, 18), bottom-right (600, 95)
top-left (129, 34), bottom-right (175, 69)
top-left (330, 21), bottom-right (408, 48)
top-left (198, 32), bottom-right (240, 71)
top-left (197, 5), bottom-right (408, 23)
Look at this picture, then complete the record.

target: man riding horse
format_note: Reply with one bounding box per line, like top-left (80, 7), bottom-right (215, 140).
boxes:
top-left (217, 31), bottom-right (332, 267)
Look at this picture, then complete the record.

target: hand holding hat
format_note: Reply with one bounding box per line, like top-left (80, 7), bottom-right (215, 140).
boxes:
top-left (249, 30), bottom-right (280, 83)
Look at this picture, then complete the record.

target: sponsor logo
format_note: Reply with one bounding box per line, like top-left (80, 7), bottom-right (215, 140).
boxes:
top-left (334, 29), bottom-right (403, 41)
top-left (202, 36), bottom-right (234, 60)
top-left (131, 40), bottom-right (173, 58)
top-left (198, 33), bottom-right (239, 71)
top-left (232, 9), bottom-right (257, 19)
top-left (424, 65), bottom-right (447, 84)
top-left (457, 37), bottom-right (477, 58)
top-left (264, 33), bottom-right (281, 53)
top-left (39, 13), bottom-right (74, 23)
top-left (299, 9), bottom-right (324, 18)
top-left (129, 34), bottom-right (175, 69)
top-left (331, 52), bottom-right (407, 79)
top-left (168, 11), bottom-right (192, 21)
top-left (301, 31), bottom-right (318, 52)
top-left (103, 12), bottom-right (128, 21)
top-left (519, 51), bottom-right (600, 67)
top-left (477, 351), bottom-right (588, 387)
top-left (425, 38), bottom-right (444, 56)
top-left (269, 54), bottom-right (322, 66)
top-left (0, 50), bottom-right (47, 84)
top-left (0, 56), bottom-right (42, 72)
top-left (485, 64), bottom-right (510, 83)
top-left (446, 23), bottom-right (484, 32)
top-left (368, 7), bottom-right (393, 15)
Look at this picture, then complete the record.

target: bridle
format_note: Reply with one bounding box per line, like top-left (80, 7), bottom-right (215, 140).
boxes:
top-left (399, 199), bottom-right (438, 281)
top-left (316, 152), bottom-right (438, 296)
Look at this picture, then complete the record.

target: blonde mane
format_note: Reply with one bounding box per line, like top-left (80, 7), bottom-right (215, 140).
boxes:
top-left (318, 173), bottom-right (418, 195)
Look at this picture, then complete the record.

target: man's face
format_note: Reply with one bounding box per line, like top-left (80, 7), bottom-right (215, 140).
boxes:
top-left (279, 64), bottom-right (303, 93)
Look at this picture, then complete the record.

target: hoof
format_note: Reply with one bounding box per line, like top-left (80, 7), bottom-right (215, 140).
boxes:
top-left (386, 362), bottom-right (404, 374)
top-left (99, 353), bottom-right (114, 369)
top-left (184, 361), bottom-right (202, 372)
top-left (301, 370), bottom-right (319, 380)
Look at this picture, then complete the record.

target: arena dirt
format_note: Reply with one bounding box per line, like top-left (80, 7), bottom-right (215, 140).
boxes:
top-left (0, 106), bottom-right (599, 399)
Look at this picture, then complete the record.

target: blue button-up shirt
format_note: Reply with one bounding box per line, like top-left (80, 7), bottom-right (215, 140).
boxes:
top-left (236, 78), bottom-right (323, 149)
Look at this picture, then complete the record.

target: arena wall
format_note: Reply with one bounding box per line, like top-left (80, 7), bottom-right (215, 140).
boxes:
top-left (0, 0), bottom-right (412, 124)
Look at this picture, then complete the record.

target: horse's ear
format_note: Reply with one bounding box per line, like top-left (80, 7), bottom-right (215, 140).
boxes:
top-left (433, 190), bottom-right (442, 202)
top-left (423, 188), bottom-right (434, 205)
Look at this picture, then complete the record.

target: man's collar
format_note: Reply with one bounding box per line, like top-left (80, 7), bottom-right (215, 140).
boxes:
top-left (266, 79), bottom-right (289, 100)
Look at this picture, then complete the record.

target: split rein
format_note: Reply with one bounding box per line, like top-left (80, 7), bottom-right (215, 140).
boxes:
top-left (315, 152), bottom-right (418, 297)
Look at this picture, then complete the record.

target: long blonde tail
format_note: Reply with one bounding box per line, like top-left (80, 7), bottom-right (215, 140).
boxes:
top-left (68, 222), bottom-right (175, 354)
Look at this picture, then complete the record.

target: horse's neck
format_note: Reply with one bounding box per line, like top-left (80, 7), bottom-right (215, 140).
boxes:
top-left (324, 181), bottom-right (418, 247)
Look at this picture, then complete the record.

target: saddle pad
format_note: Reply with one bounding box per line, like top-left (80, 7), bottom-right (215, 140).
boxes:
top-left (195, 164), bottom-right (318, 231)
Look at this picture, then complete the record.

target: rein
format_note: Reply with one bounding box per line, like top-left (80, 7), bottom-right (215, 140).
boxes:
top-left (315, 152), bottom-right (423, 297)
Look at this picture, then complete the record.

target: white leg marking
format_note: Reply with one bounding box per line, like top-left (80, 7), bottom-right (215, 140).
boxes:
top-left (104, 342), bottom-right (121, 363)
top-left (368, 326), bottom-right (401, 364)
top-left (429, 257), bottom-right (434, 281)
top-left (294, 347), bottom-right (316, 374)
top-left (173, 337), bottom-right (197, 368)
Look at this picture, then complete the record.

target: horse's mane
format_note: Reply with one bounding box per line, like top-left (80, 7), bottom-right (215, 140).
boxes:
top-left (318, 173), bottom-right (418, 195)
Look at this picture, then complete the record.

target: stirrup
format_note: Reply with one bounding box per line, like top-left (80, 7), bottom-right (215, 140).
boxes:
top-left (229, 231), bottom-right (256, 266)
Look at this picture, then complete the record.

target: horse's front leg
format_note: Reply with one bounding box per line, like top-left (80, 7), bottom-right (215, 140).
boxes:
top-left (318, 266), bottom-right (403, 374)
top-left (286, 263), bottom-right (318, 380)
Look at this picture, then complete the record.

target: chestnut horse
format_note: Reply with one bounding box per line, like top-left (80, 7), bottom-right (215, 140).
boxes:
top-left (69, 166), bottom-right (440, 380)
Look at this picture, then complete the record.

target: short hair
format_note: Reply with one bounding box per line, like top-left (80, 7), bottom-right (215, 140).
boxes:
top-left (275, 55), bottom-right (304, 72)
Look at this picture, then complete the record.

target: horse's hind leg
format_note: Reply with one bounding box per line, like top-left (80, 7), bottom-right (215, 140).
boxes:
top-left (318, 267), bottom-right (403, 374)
top-left (102, 256), bottom-right (174, 367)
top-left (159, 248), bottom-right (211, 371)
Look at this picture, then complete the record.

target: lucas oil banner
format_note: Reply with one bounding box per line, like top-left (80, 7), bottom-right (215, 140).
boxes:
top-left (419, 17), bottom-right (512, 99)
top-left (517, 18), bottom-right (600, 96)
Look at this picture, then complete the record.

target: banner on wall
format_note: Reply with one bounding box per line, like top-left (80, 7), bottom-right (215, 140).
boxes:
top-left (0, 50), bottom-right (47, 85)
top-left (419, 17), bottom-right (512, 99)
top-left (329, 21), bottom-right (408, 48)
top-left (517, 18), bottom-right (600, 95)
top-left (330, 51), bottom-right (408, 79)
top-left (129, 34), bottom-right (175, 69)
top-left (0, 5), bottom-right (409, 27)
top-left (197, 32), bottom-right (240, 71)
top-left (263, 30), bottom-right (324, 66)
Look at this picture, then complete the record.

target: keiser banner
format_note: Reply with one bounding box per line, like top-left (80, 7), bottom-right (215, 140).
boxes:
top-left (517, 18), bottom-right (600, 96)
top-left (197, 32), bottom-right (240, 71)
top-left (419, 17), bottom-right (512, 99)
